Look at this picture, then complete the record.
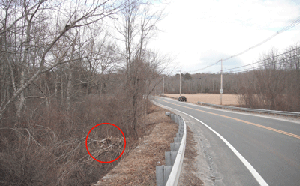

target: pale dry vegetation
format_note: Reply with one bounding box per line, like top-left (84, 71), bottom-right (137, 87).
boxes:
top-left (93, 104), bottom-right (178, 186)
top-left (0, 0), bottom-right (167, 185)
top-left (238, 47), bottom-right (300, 111)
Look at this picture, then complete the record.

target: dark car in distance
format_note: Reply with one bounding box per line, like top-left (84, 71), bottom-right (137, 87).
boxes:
top-left (178, 96), bottom-right (187, 102)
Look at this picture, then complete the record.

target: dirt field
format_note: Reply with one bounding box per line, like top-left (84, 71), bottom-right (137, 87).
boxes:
top-left (164, 94), bottom-right (240, 106)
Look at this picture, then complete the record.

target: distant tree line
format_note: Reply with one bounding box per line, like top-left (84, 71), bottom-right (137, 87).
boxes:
top-left (163, 72), bottom-right (240, 94)
top-left (161, 44), bottom-right (300, 112)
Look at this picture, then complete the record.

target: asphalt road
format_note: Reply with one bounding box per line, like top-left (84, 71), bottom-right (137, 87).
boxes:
top-left (154, 97), bottom-right (300, 186)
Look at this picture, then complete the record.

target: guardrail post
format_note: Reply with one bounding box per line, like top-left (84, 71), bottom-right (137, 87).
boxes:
top-left (179, 119), bottom-right (184, 125)
top-left (171, 114), bottom-right (175, 122)
top-left (156, 165), bottom-right (173, 186)
top-left (178, 126), bottom-right (184, 134)
top-left (174, 136), bottom-right (182, 143)
top-left (165, 151), bottom-right (178, 166)
top-left (170, 142), bottom-right (180, 151)
top-left (164, 166), bottom-right (172, 185)
top-left (156, 166), bottom-right (164, 186)
top-left (171, 151), bottom-right (178, 166)
top-left (176, 133), bottom-right (183, 138)
top-left (165, 151), bottom-right (172, 166)
top-left (175, 115), bottom-right (178, 124)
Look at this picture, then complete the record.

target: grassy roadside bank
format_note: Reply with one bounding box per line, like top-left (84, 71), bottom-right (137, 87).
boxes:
top-left (93, 104), bottom-right (178, 186)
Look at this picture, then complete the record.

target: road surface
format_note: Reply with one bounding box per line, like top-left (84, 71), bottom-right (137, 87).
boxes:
top-left (154, 96), bottom-right (300, 186)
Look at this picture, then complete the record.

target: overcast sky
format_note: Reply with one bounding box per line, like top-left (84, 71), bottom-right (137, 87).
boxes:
top-left (149, 0), bottom-right (300, 74)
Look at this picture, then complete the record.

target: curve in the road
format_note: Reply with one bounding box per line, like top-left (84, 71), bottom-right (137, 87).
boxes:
top-left (155, 97), bottom-right (300, 186)
top-left (162, 100), bottom-right (300, 140)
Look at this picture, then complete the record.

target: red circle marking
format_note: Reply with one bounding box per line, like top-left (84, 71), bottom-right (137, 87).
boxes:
top-left (85, 123), bottom-right (126, 163)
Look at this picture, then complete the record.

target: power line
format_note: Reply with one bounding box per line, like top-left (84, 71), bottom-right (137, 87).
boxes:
top-left (191, 16), bottom-right (300, 73)
top-left (223, 63), bottom-right (262, 74)
top-left (191, 59), bottom-right (222, 73)
top-left (223, 18), bottom-right (300, 61)
top-left (226, 65), bottom-right (261, 74)
top-left (223, 47), bottom-right (299, 73)
top-left (224, 60), bottom-right (263, 73)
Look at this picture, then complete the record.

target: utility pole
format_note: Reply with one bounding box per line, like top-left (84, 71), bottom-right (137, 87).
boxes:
top-left (220, 59), bottom-right (223, 105)
top-left (163, 76), bottom-right (164, 95)
top-left (180, 70), bottom-right (182, 97)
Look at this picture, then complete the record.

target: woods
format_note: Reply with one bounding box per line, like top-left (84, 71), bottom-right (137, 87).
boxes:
top-left (238, 46), bottom-right (300, 111)
top-left (162, 45), bottom-right (300, 112)
top-left (0, 0), bottom-right (166, 185)
top-left (0, 0), bottom-right (299, 185)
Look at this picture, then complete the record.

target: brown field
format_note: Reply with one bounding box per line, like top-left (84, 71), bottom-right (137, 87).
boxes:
top-left (164, 94), bottom-right (240, 106)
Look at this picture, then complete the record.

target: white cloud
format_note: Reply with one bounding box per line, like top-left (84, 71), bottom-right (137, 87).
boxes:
top-left (149, 0), bottom-right (300, 74)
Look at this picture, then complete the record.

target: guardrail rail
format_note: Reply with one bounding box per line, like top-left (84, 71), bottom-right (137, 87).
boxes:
top-left (197, 102), bottom-right (300, 117)
top-left (156, 112), bottom-right (187, 186)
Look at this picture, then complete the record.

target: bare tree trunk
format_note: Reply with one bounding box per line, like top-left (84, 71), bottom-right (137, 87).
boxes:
top-left (16, 71), bottom-right (26, 117)
top-left (87, 61), bottom-right (92, 95)
top-left (16, 0), bottom-right (40, 118)
top-left (0, 1), bottom-right (120, 119)
top-left (66, 71), bottom-right (72, 110)
top-left (44, 79), bottom-right (50, 108)
top-left (66, 36), bottom-right (77, 110)
top-left (61, 75), bottom-right (64, 106)
top-left (55, 73), bottom-right (58, 98)
top-left (132, 76), bottom-right (139, 138)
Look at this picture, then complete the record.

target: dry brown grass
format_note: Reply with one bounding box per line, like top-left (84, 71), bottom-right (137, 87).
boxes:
top-left (0, 95), bottom-right (148, 186)
top-left (164, 94), bottom-right (240, 106)
top-left (92, 104), bottom-right (178, 186)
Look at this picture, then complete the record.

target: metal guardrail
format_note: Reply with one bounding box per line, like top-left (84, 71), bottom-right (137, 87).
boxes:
top-left (156, 113), bottom-right (186, 186)
top-left (197, 102), bottom-right (300, 117)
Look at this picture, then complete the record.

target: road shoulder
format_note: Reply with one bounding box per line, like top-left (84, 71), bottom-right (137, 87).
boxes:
top-left (92, 105), bottom-right (178, 186)
top-left (178, 125), bottom-right (204, 186)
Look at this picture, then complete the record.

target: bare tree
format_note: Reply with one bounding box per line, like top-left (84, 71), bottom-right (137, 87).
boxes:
top-left (238, 46), bottom-right (300, 111)
top-left (0, 0), bottom-right (122, 119)
top-left (0, 1), bottom-right (171, 185)
top-left (114, 0), bottom-right (165, 138)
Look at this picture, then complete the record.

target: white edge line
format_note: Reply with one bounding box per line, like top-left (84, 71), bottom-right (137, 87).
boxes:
top-left (153, 100), bottom-right (268, 186)
top-left (159, 96), bottom-right (300, 124)
top-left (193, 117), bottom-right (268, 186)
